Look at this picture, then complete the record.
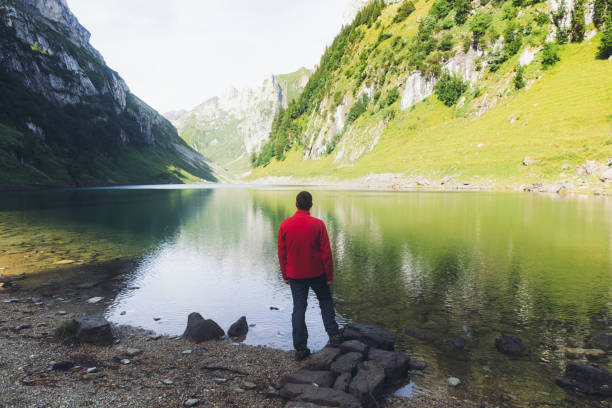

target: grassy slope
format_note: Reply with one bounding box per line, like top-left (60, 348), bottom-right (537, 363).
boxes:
top-left (251, 1), bottom-right (612, 188)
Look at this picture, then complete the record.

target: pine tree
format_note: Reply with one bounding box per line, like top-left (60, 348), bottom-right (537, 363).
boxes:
top-left (570, 0), bottom-right (586, 42)
top-left (598, 17), bottom-right (612, 59)
top-left (513, 66), bottom-right (526, 89)
top-left (593, 0), bottom-right (607, 28)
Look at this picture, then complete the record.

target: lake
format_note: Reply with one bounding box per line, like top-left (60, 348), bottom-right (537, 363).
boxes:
top-left (1, 185), bottom-right (611, 406)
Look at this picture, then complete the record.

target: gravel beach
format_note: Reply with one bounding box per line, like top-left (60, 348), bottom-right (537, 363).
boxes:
top-left (0, 286), bottom-right (481, 408)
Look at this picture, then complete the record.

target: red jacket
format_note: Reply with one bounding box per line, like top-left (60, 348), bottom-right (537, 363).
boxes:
top-left (278, 210), bottom-right (334, 282)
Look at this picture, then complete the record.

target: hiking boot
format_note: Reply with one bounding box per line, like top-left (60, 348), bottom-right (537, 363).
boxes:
top-left (328, 334), bottom-right (341, 347)
top-left (294, 348), bottom-right (311, 362)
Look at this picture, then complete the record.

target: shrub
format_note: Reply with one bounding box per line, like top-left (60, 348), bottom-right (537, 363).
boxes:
top-left (439, 33), bottom-right (454, 51)
top-left (470, 11), bottom-right (493, 44)
top-left (570, 0), bottom-right (586, 42)
top-left (598, 19), bottom-right (612, 59)
top-left (513, 65), bottom-right (526, 89)
top-left (346, 94), bottom-right (370, 127)
top-left (430, 0), bottom-right (452, 19)
top-left (442, 16), bottom-right (455, 29)
top-left (376, 32), bottom-right (392, 47)
top-left (394, 0), bottom-right (416, 23)
top-left (593, 0), bottom-right (609, 28)
top-left (502, 3), bottom-right (518, 20)
top-left (556, 27), bottom-right (570, 44)
top-left (384, 88), bottom-right (401, 106)
top-left (534, 11), bottom-right (549, 25)
top-left (434, 70), bottom-right (468, 106)
top-left (326, 133), bottom-right (343, 154)
top-left (455, 0), bottom-right (471, 24)
top-left (541, 43), bottom-right (560, 67)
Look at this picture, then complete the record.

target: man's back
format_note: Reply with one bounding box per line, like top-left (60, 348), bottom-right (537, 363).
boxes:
top-left (278, 210), bottom-right (333, 282)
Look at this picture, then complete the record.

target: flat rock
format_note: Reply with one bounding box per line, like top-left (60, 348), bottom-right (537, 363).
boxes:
top-left (126, 348), bottom-right (142, 357)
top-left (342, 323), bottom-right (395, 351)
top-left (297, 387), bottom-right (362, 408)
top-left (305, 347), bottom-right (341, 371)
top-left (227, 316), bottom-right (248, 337)
top-left (592, 333), bottom-right (612, 350)
top-left (339, 340), bottom-right (368, 355)
top-left (495, 334), bottom-right (525, 355)
top-left (184, 398), bottom-right (199, 407)
top-left (447, 377), bottom-right (461, 387)
top-left (556, 362), bottom-right (612, 396)
top-left (182, 312), bottom-right (225, 343)
top-left (367, 348), bottom-right (410, 382)
top-left (280, 383), bottom-right (318, 399)
top-left (349, 361), bottom-right (385, 407)
top-left (282, 369), bottom-right (336, 388)
top-left (330, 352), bottom-right (363, 375)
top-left (74, 315), bottom-right (113, 346)
top-left (333, 372), bottom-right (352, 393)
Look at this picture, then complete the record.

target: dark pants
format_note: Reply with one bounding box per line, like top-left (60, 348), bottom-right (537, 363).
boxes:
top-left (289, 274), bottom-right (339, 351)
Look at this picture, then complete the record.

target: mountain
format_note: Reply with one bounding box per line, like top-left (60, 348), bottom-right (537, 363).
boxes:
top-left (251, 0), bottom-right (612, 192)
top-left (0, 0), bottom-right (217, 187)
top-left (166, 68), bottom-right (311, 175)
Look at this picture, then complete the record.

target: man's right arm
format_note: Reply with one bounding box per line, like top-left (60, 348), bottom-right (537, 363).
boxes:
top-left (277, 223), bottom-right (288, 282)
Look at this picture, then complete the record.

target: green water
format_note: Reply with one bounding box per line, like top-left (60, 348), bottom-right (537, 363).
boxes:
top-left (0, 186), bottom-right (611, 407)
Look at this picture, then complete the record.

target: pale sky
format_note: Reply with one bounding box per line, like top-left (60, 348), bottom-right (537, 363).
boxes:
top-left (67, 1), bottom-right (360, 113)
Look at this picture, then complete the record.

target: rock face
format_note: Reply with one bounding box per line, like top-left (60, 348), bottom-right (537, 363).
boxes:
top-left (495, 334), bottom-right (526, 355)
top-left (556, 362), bottom-right (612, 396)
top-left (342, 323), bottom-right (396, 351)
top-left (0, 0), bottom-right (216, 186)
top-left (167, 68), bottom-right (311, 174)
top-left (182, 313), bottom-right (225, 343)
top-left (73, 315), bottom-right (113, 346)
top-left (227, 316), bottom-right (248, 338)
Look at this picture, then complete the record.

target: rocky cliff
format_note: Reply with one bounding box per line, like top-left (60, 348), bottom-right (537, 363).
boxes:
top-left (166, 68), bottom-right (311, 175)
top-left (0, 0), bottom-right (217, 187)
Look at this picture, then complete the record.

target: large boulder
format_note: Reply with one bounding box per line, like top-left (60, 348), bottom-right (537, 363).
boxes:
top-left (592, 333), bottom-right (612, 351)
top-left (339, 340), bottom-right (369, 356)
top-left (333, 372), bottom-right (352, 392)
top-left (342, 323), bottom-right (395, 351)
top-left (305, 347), bottom-right (341, 371)
top-left (74, 315), bottom-right (113, 346)
top-left (227, 316), bottom-right (248, 338)
top-left (282, 369), bottom-right (336, 388)
top-left (348, 361), bottom-right (386, 408)
top-left (495, 334), bottom-right (525, 355)
top-left (330, 352), bottom-right (364, 376)
top-left (367, 348), bottom-right (410, 383)
top-left (556, 362), bottom-right (612, 396)
top-left (183, 312), bottom-right (225, 343)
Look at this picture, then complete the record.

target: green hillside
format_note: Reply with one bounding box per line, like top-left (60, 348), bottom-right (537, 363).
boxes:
top-left (251, 0), bottom-right (612, 191)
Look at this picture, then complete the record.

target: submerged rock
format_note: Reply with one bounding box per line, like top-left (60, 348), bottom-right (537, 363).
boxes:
top-left (227, 316), bottom-right (248, 338)
top-left (495, 334), bottom-right (526, 355)
top-left (404, 329), bottom-right (425, 340)
top-left (592, 333), bottom-right (612, 351)
top-left (342, 323), bottom-right (395, 351)
top-left (556, 362), bottom-right (612, 396)
top-left (74, 315), bottom-right (113, 346)
top-left (182, 312), bottom-right (225, 343)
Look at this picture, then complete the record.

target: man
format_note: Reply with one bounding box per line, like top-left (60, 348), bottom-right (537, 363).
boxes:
top-left (278, 191), bottom-right (340, 361)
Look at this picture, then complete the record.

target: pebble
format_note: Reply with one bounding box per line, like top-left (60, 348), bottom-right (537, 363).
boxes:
top-left (242, 381), bottom-right (256, 390)
top-left (87, 297), bottom-right (103, 304)
top-left (120, 359), bottom-right (131, 365)
top-left (447, 377), bottom-right (461, 387)
top-left (163, 379), bottom-right (173, 385)
top-left (214, 378), bottom-right (227, 384)
top-left (269, 306), bottom-right (279, 311)
top-left (56, 311), bottom-right (67, 315)
top-left (126, 348), bottom-right (142, 357)
top-left (120, 311), bottom-right (126, 316)
top-left (182, 349), bottom-right (192, 355)
top-left (153, 317), bottom-right (162, 321)
top-left (16, 324), bottom-right (32, 330)
top-left (87, 367), bottom-right (97, 374)
top-left (233, 387), bottom-right (245, 393)
top-left (184, 399), bottom-right (199, 407)
top-left (148, 334), bottom-right (162, 340)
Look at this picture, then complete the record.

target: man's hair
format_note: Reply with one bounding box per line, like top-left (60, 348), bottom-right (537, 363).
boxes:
top-left (296, 191), bottom-right (313, 211)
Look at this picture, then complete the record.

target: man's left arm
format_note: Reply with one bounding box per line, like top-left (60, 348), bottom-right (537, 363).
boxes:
top-left (319, 222), bottom-right (334, 284)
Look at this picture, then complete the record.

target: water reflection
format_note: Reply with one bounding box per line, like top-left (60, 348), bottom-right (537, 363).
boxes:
top-left (1, 187), bottom-right (611, 406)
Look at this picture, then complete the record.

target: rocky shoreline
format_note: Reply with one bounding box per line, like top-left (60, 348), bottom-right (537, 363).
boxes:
top-left (0, 285), bottom-right (482, 408)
